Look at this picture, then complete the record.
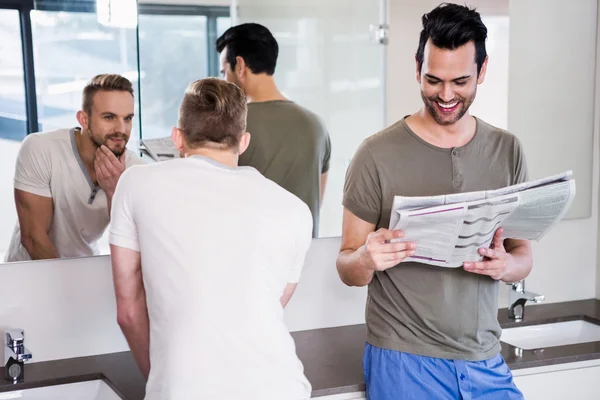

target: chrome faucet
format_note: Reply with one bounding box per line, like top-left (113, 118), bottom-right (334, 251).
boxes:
top-left (4, 328), bottom-right (32, 382)
top-left (508, 280), bottom-right (545, 321)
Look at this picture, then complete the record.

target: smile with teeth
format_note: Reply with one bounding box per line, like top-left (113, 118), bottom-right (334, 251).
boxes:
top-left (436, 101), bottom-right (459, 112)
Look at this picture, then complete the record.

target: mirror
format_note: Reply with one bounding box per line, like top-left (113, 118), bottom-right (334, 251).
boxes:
top-left (0, 0), bottom-right (232, 263)
top-left (0, 0), bottom-right (594, 263)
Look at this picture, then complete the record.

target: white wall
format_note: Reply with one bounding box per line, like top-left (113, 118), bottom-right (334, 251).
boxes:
top-left (0, 256), bottom-right (128, 363)
top-left (509, 0), bottom-right (595, 219)
top-left (506, 0), bottom-right (598, 302)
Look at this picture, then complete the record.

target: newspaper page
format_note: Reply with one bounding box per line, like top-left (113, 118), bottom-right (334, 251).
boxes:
top-left (388, 171), bottom-right (576, 268)
top-left (139, 137), bottom-right (180, 162)
top-left (500, 179), bottom-right (576, 241)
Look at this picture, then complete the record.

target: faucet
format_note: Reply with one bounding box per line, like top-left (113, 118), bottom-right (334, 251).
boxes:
top-left (508, 280), bottom-right (545, 321)
top-left (4, 328), bottom-right (32, 382)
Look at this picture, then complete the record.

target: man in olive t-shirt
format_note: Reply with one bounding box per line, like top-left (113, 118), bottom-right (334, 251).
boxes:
top-left (337, 4), bottom-right (532, 400)
top-left (217, 23), bottom-right (331, 237)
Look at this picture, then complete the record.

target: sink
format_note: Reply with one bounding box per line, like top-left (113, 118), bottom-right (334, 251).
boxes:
top-left (0, 380), bottom-right (122, 400)
top-left (501, 320), bottom-right (600, 350)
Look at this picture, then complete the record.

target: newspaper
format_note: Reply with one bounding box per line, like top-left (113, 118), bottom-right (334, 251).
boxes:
top-left (139, 137), bottom-right (181, 162)
top-left (388, 171), bottom-right (576, 268)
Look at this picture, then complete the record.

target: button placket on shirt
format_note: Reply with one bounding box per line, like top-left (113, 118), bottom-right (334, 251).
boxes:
top-left (451, 149), bottom-right (463, 188)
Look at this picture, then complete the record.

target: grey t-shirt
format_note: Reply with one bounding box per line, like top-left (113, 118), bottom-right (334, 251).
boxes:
top-left (5, 128), bottom-right (145, 262)
top-left (343, 117), bottom-right (528, 361)
top-left (241, 101), bottom-right (331, 237)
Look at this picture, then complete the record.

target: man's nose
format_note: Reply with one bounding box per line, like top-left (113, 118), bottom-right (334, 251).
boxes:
top-left (439, 84), bottom-right (455, 103)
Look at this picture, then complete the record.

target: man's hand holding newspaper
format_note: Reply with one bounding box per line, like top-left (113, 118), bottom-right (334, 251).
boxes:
top-left (388, 171), bottom-right (576, 269)
top-left (462, 227), bottom-right (510, 280)
top-left (359, 229), bottom-right (416, 272)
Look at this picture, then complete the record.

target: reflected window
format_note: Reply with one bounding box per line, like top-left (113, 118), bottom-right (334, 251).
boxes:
top-left (137, 14), bottom-right (208, 139)
top-left (30, 10), bottom-right (138, 133)
top-left (0, 9), bottom-right (27, 141)
top-left (217, 16), bottom-right (231, 37)
top-left (0, 9), bottom-right (27, 260)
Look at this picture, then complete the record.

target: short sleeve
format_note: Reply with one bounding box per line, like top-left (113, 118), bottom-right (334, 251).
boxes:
top-left (108, 167), bottom-right (140, 252)
top-left (288, 204), bottom-right (313, 283)
top-left (512, 136), bottom-right (529, 185)
top-left (322, 133), bottom-right (331, 174)
top-left (13, 134), bottom-right (52, 198)
top-left (342, 141), bottom-right (382, 225)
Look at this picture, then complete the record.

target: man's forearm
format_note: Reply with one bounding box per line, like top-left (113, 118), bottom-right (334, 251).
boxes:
top-left (118, 309), bottom-right (150, 379)
top-left (501, 244), bottom-right (533, 283)
top-left (22, 234), bottom-right (59, 260)
top-left (336, 248), bottom-right (373, 287)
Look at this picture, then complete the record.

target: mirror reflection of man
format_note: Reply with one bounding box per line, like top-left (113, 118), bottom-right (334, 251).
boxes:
top-left (217, 23), bottom-right (331, 238)
top-left (4, 74), bottom-right (145, 263)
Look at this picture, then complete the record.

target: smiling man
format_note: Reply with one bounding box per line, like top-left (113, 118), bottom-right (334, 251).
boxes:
top-left (5, 74), bottom-right (145, 262)
top-left (337, 3), bottom-right (532, 400)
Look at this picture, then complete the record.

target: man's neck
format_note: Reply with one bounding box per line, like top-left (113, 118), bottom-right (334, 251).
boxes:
top-left (74, 128), bottom-right (97, 167)
top-left (184, 147), bottom-right (239, 168)
top-left (406, 110), bottom-right (477, 148)
top-left (244, 75), bottom-right (287, 103)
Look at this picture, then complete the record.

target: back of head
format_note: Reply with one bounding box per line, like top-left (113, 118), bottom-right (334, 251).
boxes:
top-left (178, 78), bottom-right (247, 150)
top-left (416, 3), bottom-right (488, 75)
top-left (216, 23), bottom-right (279, 75)
top-left (82, 73), bottom-right (134, 114)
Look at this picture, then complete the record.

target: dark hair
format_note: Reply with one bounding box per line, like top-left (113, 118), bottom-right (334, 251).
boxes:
top-left (416, 3), bottom-right (488, 75)
top-left (178, 78), bottom-right (247, 150)
top-left (216, 23), bottom-right (278, 75)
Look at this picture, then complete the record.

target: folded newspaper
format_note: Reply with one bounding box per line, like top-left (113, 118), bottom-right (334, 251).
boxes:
top-left (388, 171), bottom-right (576, 268)
top-left (139, 137), bottom-right (181, 162)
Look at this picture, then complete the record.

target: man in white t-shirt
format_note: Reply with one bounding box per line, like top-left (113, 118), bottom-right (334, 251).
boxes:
top-left (109, 78), bottom-right (313, 400)
top-left (5, 74), bottom-right (145, 262)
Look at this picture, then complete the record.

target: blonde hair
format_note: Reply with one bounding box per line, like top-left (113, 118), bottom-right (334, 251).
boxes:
top-left (82, 74), bottom-right (134, 115)
top-left (178, 78), bottom-right (247, 150)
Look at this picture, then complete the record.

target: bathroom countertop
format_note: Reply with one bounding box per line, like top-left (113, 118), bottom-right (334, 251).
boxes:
top-left (1, 299), bottom-right (600, 399)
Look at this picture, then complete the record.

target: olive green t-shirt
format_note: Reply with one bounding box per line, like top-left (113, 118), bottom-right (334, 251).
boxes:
top-left (343, 117), bottom-right (528, 361)
top-left (241, 101), bottom-right (331, 237)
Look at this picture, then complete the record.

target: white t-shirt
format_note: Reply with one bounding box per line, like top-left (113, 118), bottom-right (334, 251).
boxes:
top-left (4, 128), bottom-right (145, 262)
top-left (109, 155), bottom-right (313, 400)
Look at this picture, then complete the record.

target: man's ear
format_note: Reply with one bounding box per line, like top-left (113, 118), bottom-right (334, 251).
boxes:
top-left (415, 55), bottom-right (422, 84)
top-left (477, 55), bottom-right (489, 84)
top-left (238, 132), bottom-right (251, 155)
top-left (76, 110), bottom-right (90, 132)
top-left (235, 56), bottom-right (247, 78)
top-left (171, 127), bottom-right (185, 157)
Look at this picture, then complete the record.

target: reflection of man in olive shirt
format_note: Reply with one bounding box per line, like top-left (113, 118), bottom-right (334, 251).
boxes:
top-left (217, 23), bottom-right (331, 237)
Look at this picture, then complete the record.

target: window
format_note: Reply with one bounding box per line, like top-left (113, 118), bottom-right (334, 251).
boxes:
top-left (0, 8), bottom-right (27, 140)
top-left (136, 5), bottom-right (230, 139)
top-left (30, 10), bottom-right (138, 133)
top-left (0, 2), bottom-right (230, 137)
top-left (137, 14), bottom-right (208, 138)
top-left (217, 16), bottom-right (231, 38)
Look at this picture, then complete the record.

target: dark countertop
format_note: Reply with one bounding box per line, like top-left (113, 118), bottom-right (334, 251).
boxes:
top-left (2, 299), bottom-right (600, 398)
